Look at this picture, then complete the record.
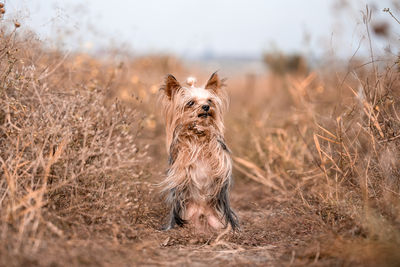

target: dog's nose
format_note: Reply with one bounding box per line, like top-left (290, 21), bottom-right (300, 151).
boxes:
top-left (202, 105), bottom-right (210, 112)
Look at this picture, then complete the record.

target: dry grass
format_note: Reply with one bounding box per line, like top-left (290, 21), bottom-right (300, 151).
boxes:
top-left (228, 14), bottom-right (400, 263)
top-left (1, 7), bottom-right (400, 267)
top-left (231, 65), bottom-right (400, 265)
top-left (0, 26), bottom-right (150, 258)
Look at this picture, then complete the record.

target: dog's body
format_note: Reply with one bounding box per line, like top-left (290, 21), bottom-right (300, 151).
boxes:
top-left (159, 73), bottom-right (239, 231)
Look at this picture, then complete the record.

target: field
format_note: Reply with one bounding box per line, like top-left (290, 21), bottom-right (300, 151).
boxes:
top-left (1, 8), bottom-right (400, 267)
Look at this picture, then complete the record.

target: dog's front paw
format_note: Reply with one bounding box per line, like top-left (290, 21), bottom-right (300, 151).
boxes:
top-left (161, 224), bottom-right (173, 231)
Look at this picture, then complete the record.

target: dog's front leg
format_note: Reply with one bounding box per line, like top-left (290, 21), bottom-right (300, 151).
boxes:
top-left (163, 188), bottom-right (186, 230)
top-left (216, 180), bottom-right (240, 231)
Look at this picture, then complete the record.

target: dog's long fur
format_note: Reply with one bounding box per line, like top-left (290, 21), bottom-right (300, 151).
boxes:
top-left (159, 72), bottom-right (239, 231)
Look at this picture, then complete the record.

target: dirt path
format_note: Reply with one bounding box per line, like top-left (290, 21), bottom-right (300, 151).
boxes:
top-left (129, 178), bottom-right (331, 266)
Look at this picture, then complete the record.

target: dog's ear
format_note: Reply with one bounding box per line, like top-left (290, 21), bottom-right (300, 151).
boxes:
top-left (162, 74), bottom-right (181, 99)
top-left (205, 72), bottom-right (223, 91)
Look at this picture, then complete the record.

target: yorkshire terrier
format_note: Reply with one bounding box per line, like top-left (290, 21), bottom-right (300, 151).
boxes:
top-left (159, 72), bottom-right (239, 231)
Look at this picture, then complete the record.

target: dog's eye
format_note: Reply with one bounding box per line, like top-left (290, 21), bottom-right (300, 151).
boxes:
top-left (187, 100), bottom-right (195, 107)
top-left (208, 99), bottom-right (212, 104)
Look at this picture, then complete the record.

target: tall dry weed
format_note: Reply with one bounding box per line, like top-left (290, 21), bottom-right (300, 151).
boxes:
top-left (231, 8), bottom-right (400, 265)
top-left (0, 26), bottom-right (149, 253)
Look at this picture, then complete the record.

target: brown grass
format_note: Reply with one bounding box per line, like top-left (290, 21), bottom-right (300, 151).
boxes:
top-left (1, 7), bottom-right (400, 267)
top-left (0, 27), bottom-right (150, 258)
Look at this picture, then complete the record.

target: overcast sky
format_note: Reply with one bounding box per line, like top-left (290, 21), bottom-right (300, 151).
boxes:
top-left (6, 0), bottom-right (399, 58)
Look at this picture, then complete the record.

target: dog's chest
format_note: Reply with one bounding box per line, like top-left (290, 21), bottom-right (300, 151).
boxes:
top-left (187, 142), bottom-right (226, 190)
top-left (190, 159), bottom-right (211, 188)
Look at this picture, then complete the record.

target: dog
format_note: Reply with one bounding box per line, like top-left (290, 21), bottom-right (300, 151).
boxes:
top-left (159, 72), bottom-right (239, 231)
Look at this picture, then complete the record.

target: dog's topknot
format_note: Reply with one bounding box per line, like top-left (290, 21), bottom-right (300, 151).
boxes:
top-left (186, 76), bottom-right (197, 87)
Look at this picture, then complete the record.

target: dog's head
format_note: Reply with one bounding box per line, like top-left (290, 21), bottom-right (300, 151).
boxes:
top-left (160, 72), bottom-right (227, 137)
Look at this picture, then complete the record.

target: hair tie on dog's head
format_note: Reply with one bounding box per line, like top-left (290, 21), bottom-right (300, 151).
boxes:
top-left (186, 77), bottom-right (197, 87)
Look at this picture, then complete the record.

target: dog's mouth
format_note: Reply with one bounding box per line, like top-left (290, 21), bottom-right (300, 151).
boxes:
top-left (198, 112), bottom-right (210, 118)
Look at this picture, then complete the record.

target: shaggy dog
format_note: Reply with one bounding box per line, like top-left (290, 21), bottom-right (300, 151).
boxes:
top-left (159, 72), bottom-right (239, 231)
